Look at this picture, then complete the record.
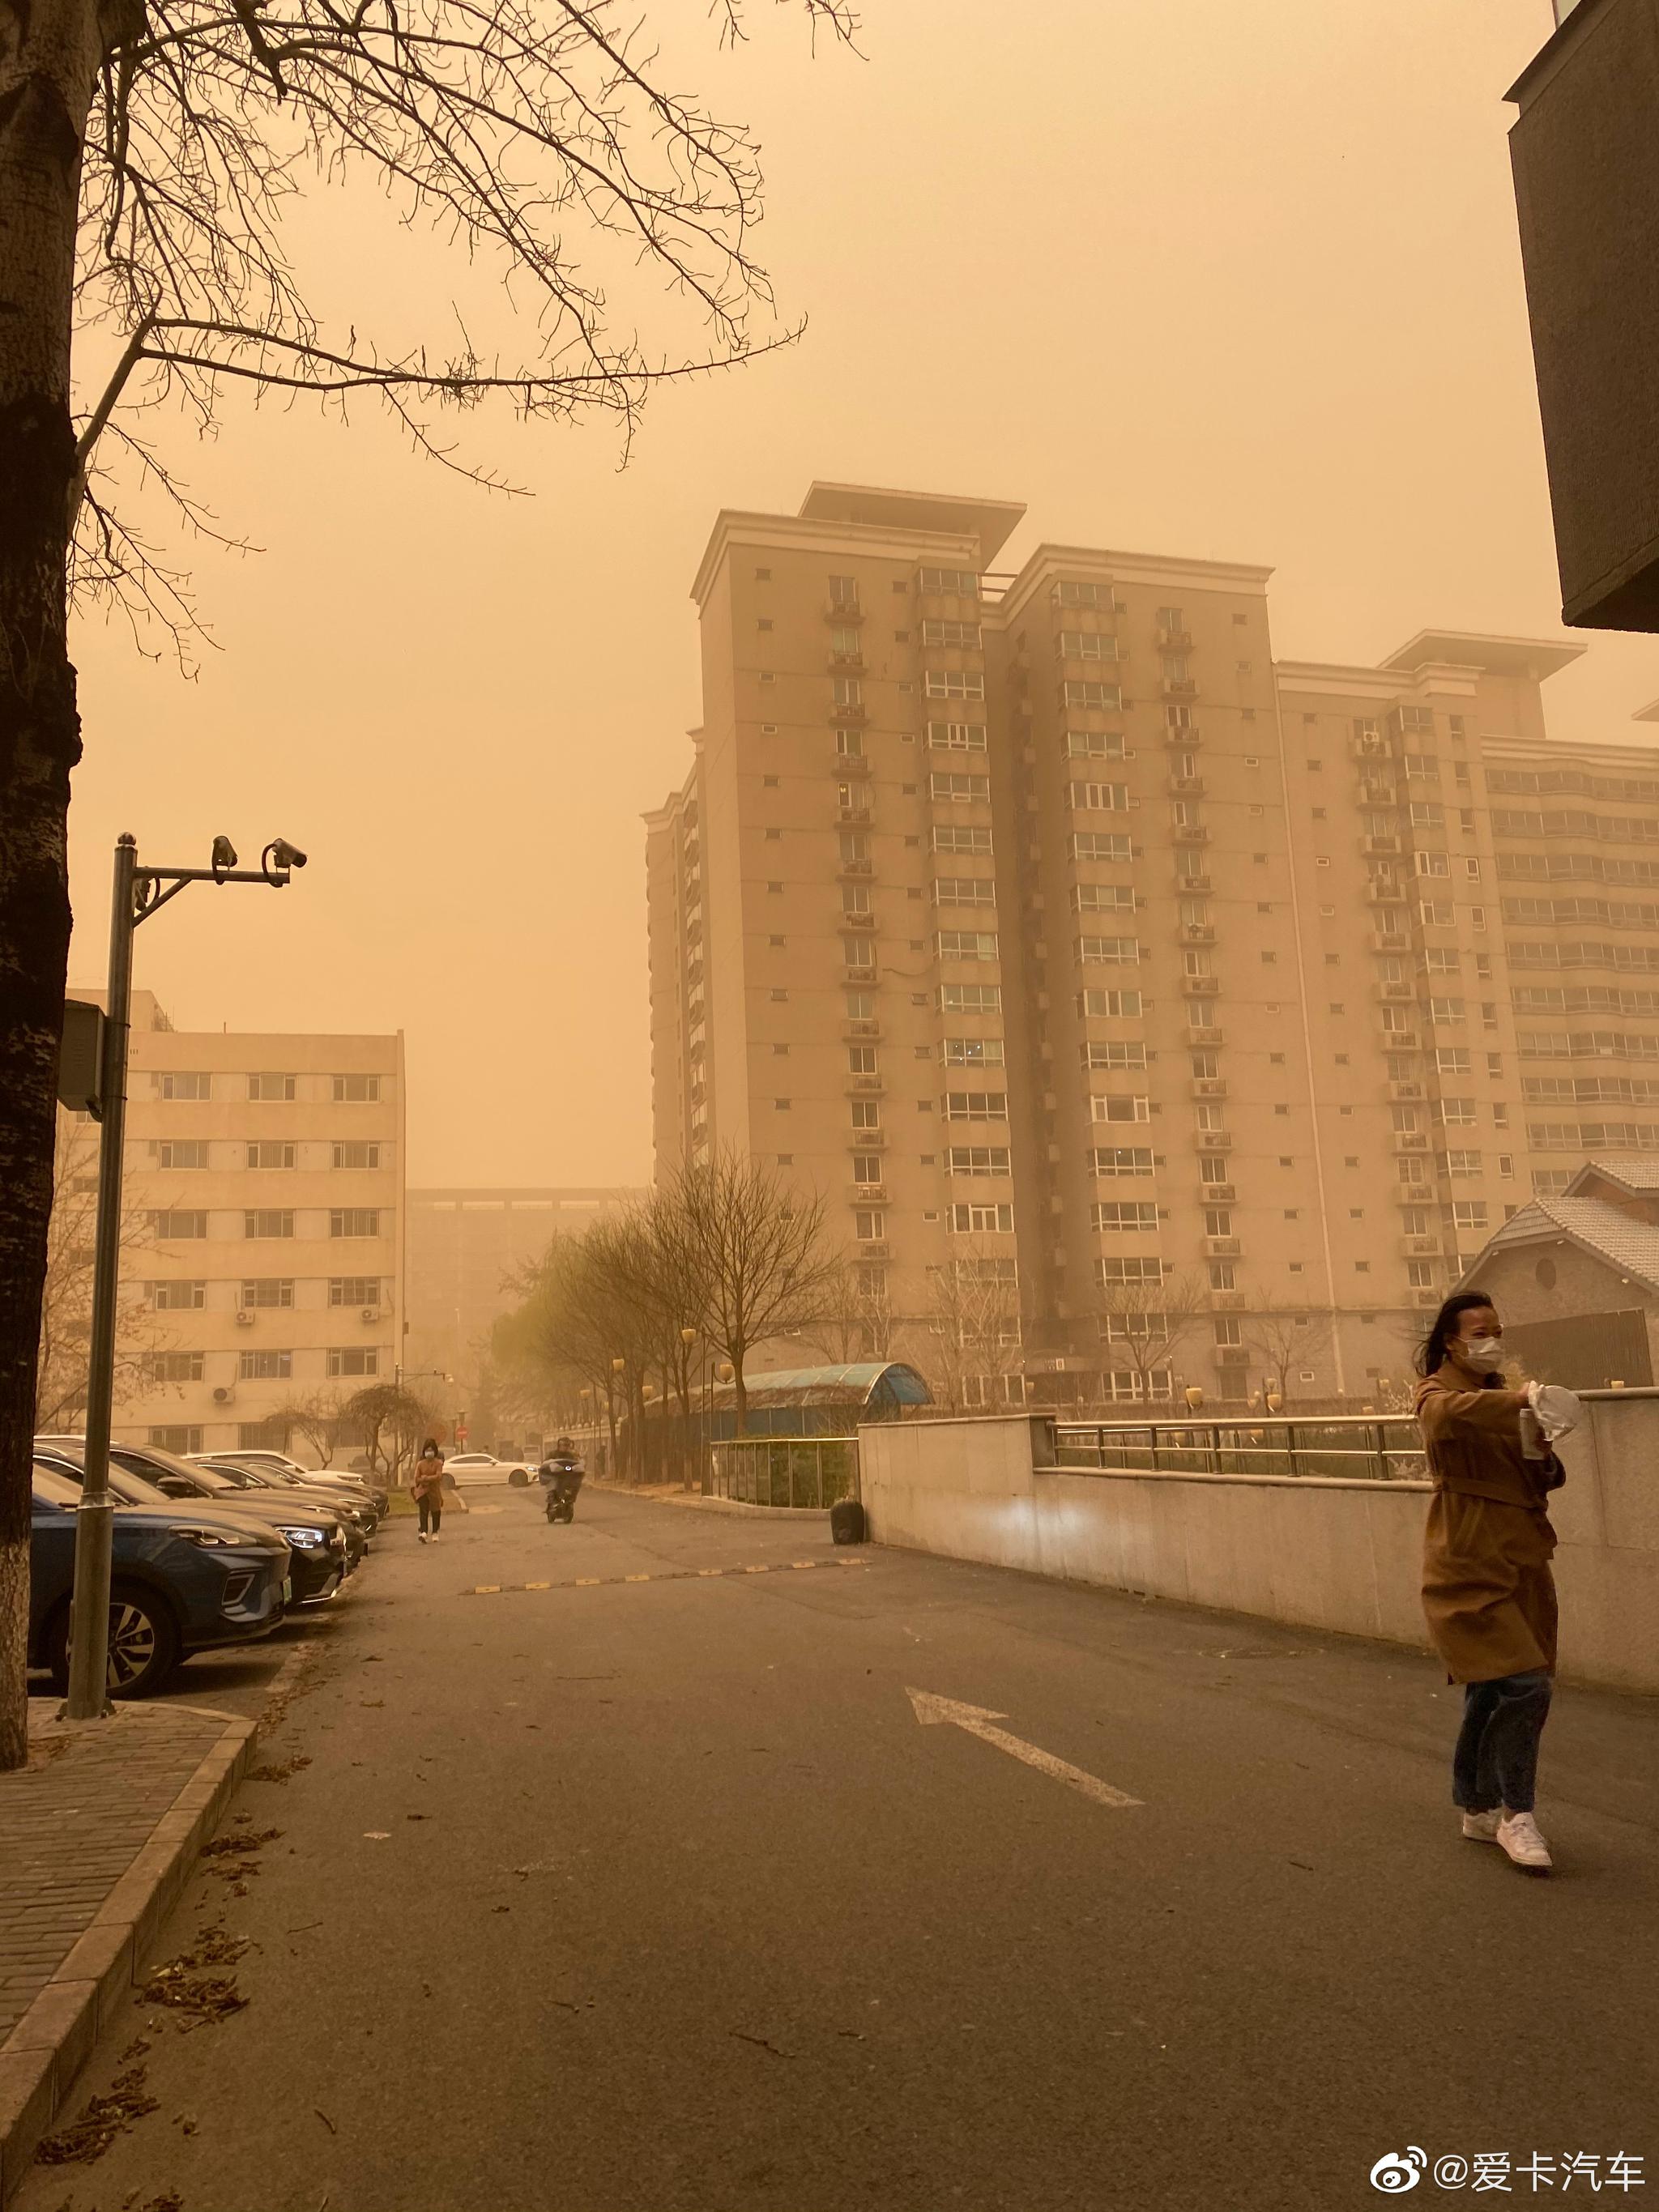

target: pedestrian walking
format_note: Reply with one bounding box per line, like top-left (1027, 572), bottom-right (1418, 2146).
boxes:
top-left (1414, 1293), bottom-right (1580, 1875)
top-left (412, 1438), bottom-right (446, 1545)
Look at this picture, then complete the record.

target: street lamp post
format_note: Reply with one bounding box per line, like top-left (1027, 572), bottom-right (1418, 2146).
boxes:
top-left (63, 831), bottom-right (307, 1722)
top-left (678, 1327), bottom-right (697, 1490)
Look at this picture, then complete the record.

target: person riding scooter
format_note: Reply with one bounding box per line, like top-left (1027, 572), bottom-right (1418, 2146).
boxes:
top-left (539, 1438), bottom-right (585, 1524)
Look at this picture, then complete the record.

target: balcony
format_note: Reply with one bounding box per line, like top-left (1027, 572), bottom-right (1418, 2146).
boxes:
top-left (1204, 1236), bottom-right (1242, 1259)
top-left (1175, 872), bottom-right (1212, 894)
top-left (842, 963), bottom-right (877, 985)
top-left (1364, 883), bottom-right (1406, 908)
top-left (1167, 774), bottom-right (1206, 798)
top-left (1358, 781), bottom-right (1400, 807)
top-left (1392, 1131), bottom-right (1429, 1153)
top-left (1372, 931), bottom-right (1410, 953)
top-left (825, 599), bottom-right (864, 624)
top-left (829, 648), bottom-right (865, 671)
top-left (848, 1075), bottom-right (885, 1093)
top-left (830, 702), bottom-right (869, 727)
top-left (849, 1183), bottom-right (888, 1204)
top-left (840, 910), bottom-right (876, 931)
top-left (1216, 1346), bottom-right (1251, 1368)
top-left (1192, 1077), bottom-right (1228, 1098)
top-left (853, 1239), bottom-right (889, 1259)
top-left (1348, 732), bottom-right (1390, 763)
top-left (1199, 1181), bottom-right (1237, 1203)
top-left (1404, 1234), bottom-right (1441, 1255)
top-left (1171, 822), bottom-right (1209, 846)
top-left (844, 1019), bottom-right (881, 1039)
top-left (1362, 833), bottom-right (1402, 857)
top-left (838, 858), bottom-right (873, 878)
top-left (1414, 1287), bottom-right (1441, 1308)
top-left (1195, 1128), bottom-right (1234, 1152)
top-left (836, 804), bottom-right (872, 826)
top-left (1186, 1024), bottom-right (1224, 1046)
top-left (1375, 981), bottom-right (1414, 1004)
top-left (1388, 1080), bottom-right (1423, 1102)
top-left (1180, 922), bottom-right (1217, 945)
top-left (1161, 724), bottom-right (1202, 748)
top-left (1180, 974), bottom-right (1220, 997)
top-left (1209, 1289), bottom-right (1247, 1311)
top-left (1380, 1026), bottom-right (1418, 1049)
top-left (1161, 678), bottom-right (1199, 700)
top-left (1157, 627), bottom-right (1193, 652)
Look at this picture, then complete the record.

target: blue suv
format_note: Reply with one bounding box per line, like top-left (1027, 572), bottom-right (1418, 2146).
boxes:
top-left (30, 1459), bottom-right (288, 1698)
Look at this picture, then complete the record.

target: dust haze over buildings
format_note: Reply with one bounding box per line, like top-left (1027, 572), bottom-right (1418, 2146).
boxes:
top-left (61, 3), bottom-right (1659, 1209)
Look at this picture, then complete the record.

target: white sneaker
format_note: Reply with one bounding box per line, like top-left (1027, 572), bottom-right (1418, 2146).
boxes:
top-left (430, 1533), bottom-right (439, 1545)
top-left (418, 1532), bottom-right (428, 1544)
top-left (1461, 1809), bottom-right (1502, 1843)
top-left (1496, 1811), bottom-right (1552, 1873)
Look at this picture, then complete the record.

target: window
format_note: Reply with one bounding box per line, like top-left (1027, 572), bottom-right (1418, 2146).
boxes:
top-left (1092, 1202), bottom-right (1158, 1233)
top-left (1072, 884), bottom-right (1135, 914)
top-left (1419, 901), bottom-right (1454, 927)
top-left (842, 884), bottom-right (872, 914)
top-left (243, 1208), bottom-right (294, 1239)
top-left (853, 1211), bottom-right (886, 1242)
top-left (1089, 1147), bottom-right (1154, 1177)
top-left (1070, 832), bottom-right (1132, 863)
top-left (1436, 1047), bottom-right (1471, 1076)
top-left (1438, 1098), bottom-right (1478, 1127)
top-left (1097, 1255), bottom-right (1164, 1285)
top-left (1090, 1095), bottom-right (1150, 1123)
top-left (1429, 998), bottom-right (1466, 1025)
top-left (945, 1146), bottom-right (1011, 1176)
top-left (151, 1280), bottom-right (206, 1310)
top-left (156, 1072), bottom-right (211, 1100)
top-left (1207, 1260), bottom-right (1236, 1290)
top-left (919, 566), bottom-right (979, 596)
top-left (951, 1202), bottom-right (1014, 1233)
top-left (329, 1276), bottom-right (381, 1306)
top-left (331, 1141), bottom-right (382, 1169)
top-left (1082, 1040), bottom-right (1147, 1070)
top-left (829, 573), bottom-right (859, 611)
top-left (930, 773), bottom-right (990, 804)
top-left (1056, 630), bottom-right (1119, 663)
top-left (939, 983), bottom-right (1002, 1015)
top-left (1062, 729), bottom-right (1125, 760)
top-left (147, 1350), bottom-right (204, 1383)
top-left (330, 1208), bottom-right (382, 1238)
top-left (1410, 801), bottom-right (1444, 830)
top-left (1054, 579), bottom-right (1107, 608)
top-left (1062, 680), bottom-right (1122, 711)
top-left (1444, 1150), bottom-right (1482, 1178)
top-left (942, 1037), bottom-right (1005, 1068)
top-left (841, 935), bottom-right (875, 973)
top-left (1452, 1201), bottom-right (1489, 1232)
top-left (924, 721), bottom-right (987, 755)
top-left (247, 1141), bottom-right (296, 1170)
top-left (923, 620), bottom-right (982, 648)
top-left (924, 669), bottom-right (985, 701)
top-left (247, 1072), bottom-right (295, 1100)
top-left (850, 1101), bottom-right (881, 1131)
top-left (239, 1349), bottom-right (292, 1380)
top-left (847, 1046), bottom-right (878, 1077)
top-left (845, 991), bottom-right (874, 1020)
top-left (151, 1208), bottom-right (208, 1239)
top-left (941, 1092), bottom-right (1008, 1121)
top-left (153, 1140), bottom-right (207, 1170)
top-left (1422, 947), bottom-right (1460, 977)
top-left (1079, 990), bottom-right (1143, 1018)
top-left (1077, 936), bottom-right (1141, 965)
top-left (1415, 852), bottom-right (1449, 878)
top-left (241, 1278), bottom-right (293, 1308)
top-left (332, 1074), bottom-right (382, 1103)
top-left (1066, 781), bottom-right (1128, 813)
top-left (932, 822), bottom-right (992, 855)
top-left (149, 1426), bottom-right (203, 1454)
top-left (326, 1346), bottom-right (380, 1378)
top-left (937, 930), bottom-right (998, 961)
top-left (933, 876), bottom-right (996, 907)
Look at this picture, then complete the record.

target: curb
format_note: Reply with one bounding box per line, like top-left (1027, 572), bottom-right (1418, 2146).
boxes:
top-left (0, 1706), bottom-right (257, 2209)
top-left (664, 1494), bottom-right (831, 1521)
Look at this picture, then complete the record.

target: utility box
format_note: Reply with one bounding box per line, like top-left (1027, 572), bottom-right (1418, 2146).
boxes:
top-left (1508, 0), bottom-right (1659, 631)
top-left (56, 999), bottom-right (106, 1119)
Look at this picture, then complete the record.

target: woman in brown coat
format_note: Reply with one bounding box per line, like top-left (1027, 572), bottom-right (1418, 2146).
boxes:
top-left (1414, 1291), bottom-right (1576, 1875)
top-left (412, 1438), bottom-right (446, 1545)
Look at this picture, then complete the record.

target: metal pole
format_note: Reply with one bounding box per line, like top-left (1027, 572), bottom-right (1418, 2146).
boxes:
top-left (63, 836), bottom-right (138, 1719)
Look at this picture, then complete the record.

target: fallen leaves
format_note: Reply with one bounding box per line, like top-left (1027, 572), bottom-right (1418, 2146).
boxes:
top-left (35, 2066), bottom-right (158, 2165)
top-left (139, 1962), bottom-right (249, 2027)
top-left (247, 1754), bottom-right (313, 1784)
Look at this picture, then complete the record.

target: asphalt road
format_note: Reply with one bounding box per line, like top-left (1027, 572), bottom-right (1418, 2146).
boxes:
top-left (21, 1486), bottom-right (1657, 2212)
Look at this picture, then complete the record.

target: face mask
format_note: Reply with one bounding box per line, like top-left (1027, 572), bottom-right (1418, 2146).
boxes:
top-left (1461, 1336), bottom-right (1506, 1373)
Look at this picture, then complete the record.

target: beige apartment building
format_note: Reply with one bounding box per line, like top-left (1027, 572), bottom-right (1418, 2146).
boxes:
top-left (645, 482), bottom-right (1659, 1406)
top-left (85, 990), bottom-right (406, 1453)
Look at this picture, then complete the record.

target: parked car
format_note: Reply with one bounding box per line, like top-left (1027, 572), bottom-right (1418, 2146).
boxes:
top-left (444, 1450), bottom-right (538, 1489)
top-left (194, 1451), bottom-right (385, 1530)
top-left (35, 1443), bottom-right (348, 1607)
top-left (29, 1459), bottom-right (288, 1698)
top-left (211, 1447), bottom-right (390, 1516)
top-left (41, 1436), bottom-right (375, 1566)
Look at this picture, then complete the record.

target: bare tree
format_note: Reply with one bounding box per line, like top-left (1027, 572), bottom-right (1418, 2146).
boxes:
top-left (1091, 1271), bottom-right (1209, 1408)
top-left (35, 1118), bottom-right (160, 1431)
top-left (1242, 1300), bottom-right (1333, 1407)
top-left (0, 0), bottom-right (853, 1765)
top-left (920, 1247), bottom-right (1023, 1413)
top-left (801, 1255), bottom-right (897, 1368)
top-left (667, 1151), bottom-right (841, 1434)
top-left (341, 1381), bottom-right (439, 1485)
top-left (275, 1384), bottom-right (348, 1468)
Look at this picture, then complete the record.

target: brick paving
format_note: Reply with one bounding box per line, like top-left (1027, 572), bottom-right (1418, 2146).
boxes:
top-left (0, 1699), bottom-right (230, 2042)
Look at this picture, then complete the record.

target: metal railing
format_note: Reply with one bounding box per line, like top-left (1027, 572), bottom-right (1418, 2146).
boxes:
top-left (706, 1436), bottom-right (859, 1509)
top-left (1055, 1413), bottom-right (1427, 1485)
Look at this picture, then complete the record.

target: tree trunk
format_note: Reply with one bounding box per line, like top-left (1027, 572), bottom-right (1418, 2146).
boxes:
top-left (731, 1356), bottom-right (748, 1438)
top-left (0, 0), bottom-right (104, 1771)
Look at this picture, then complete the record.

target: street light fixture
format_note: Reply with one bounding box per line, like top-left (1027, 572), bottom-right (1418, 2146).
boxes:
top-left (63, 831), bottom-right (307, 1723)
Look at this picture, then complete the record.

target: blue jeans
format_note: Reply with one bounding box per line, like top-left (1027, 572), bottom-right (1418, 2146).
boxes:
top-left (1452, 1670), bottom-right (1553, 1815)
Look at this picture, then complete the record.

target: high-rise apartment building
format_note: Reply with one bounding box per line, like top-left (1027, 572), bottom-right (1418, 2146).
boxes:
top-left (81, 990), bottom-right (406, 1453)
top-left (645, 482), bottom-right (1659, 1404)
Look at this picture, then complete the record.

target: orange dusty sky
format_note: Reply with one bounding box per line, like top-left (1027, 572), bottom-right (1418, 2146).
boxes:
top-left (64, 0), bottom-right (1659, 1187)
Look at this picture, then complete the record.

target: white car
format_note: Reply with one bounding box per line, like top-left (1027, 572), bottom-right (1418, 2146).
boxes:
top-left (442, 1451), bottom-right (537, 1489)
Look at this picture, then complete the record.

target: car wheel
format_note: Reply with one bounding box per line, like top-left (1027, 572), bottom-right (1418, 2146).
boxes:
top-left (47, 1586), bottom-right (181, 1700)
top-left (508, 1468), bottom-right (530, 1488)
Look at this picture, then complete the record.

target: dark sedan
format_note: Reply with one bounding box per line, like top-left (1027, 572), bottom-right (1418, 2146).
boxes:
top-left (41, 1438), bottom-right (372, 1568)
top-left (34, 1443), bottom-right (348, 1607)
top-left (198, 1451), bottom-right (384, 1531)
top-left (29, 1460), bottom-right (288, 1698)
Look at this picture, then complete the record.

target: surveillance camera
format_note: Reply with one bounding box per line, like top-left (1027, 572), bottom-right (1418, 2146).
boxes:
top-left (268, 838), bottom-right (307, 870)
top-left (211, 834), bottom-right (239, 872)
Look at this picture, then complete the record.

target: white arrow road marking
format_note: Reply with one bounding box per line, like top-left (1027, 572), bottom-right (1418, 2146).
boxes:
top-left (906, 1688), bottom-right (1142, 1809)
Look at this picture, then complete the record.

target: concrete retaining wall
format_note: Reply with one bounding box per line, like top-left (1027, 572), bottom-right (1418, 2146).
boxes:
top-left (859, 1399), bottom-right (1659, 1694)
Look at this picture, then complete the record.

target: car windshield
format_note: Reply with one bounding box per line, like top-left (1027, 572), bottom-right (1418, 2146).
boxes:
top-left (32, 1463), bottom-right (88, 1507)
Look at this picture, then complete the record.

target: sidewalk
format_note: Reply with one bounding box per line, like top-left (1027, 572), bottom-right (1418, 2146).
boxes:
top-left (0, 1698), bottom-right (257, 2206)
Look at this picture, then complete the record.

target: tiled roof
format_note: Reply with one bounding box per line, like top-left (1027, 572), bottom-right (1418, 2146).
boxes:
top-left (1568, 1157), bottom-right (1659, 1194)
top-left (1473, 1196), bottom-right (1659, 1295)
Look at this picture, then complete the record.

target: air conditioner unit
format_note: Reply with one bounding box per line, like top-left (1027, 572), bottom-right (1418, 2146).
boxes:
top-left (213, 1386), bottom-right (236, 1404)
top-left (360, 1306), bottom-right (383, 1323)
top-left (234, 1311), bottom-right (256, 1328)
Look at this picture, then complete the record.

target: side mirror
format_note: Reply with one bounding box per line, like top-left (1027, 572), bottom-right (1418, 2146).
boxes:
top-left (158, 1476), bottom-right (194, 1497)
